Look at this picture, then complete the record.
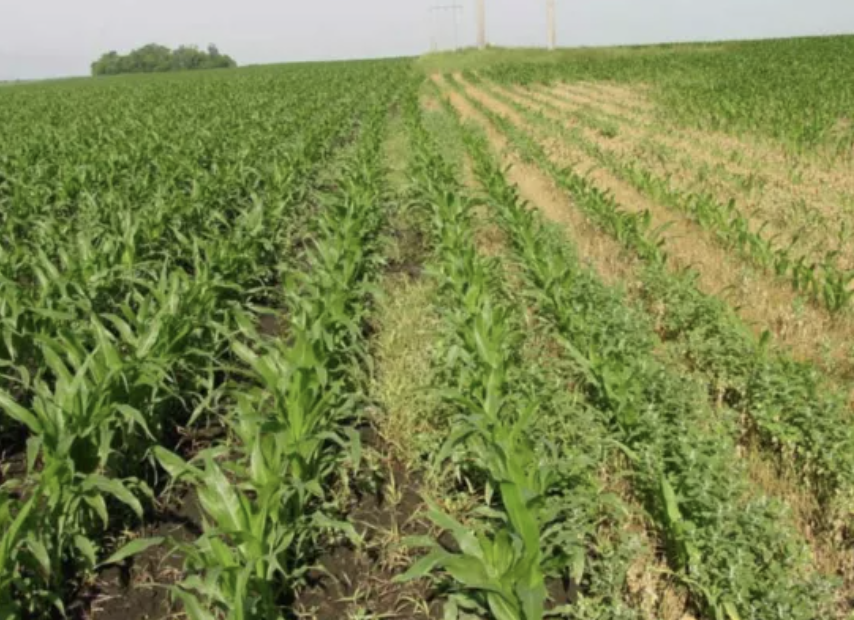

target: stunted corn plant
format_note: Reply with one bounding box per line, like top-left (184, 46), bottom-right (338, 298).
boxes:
top-left (393, 90), bottom-right (553, 620)
top-left (450, 100), bottom-right (836, 619)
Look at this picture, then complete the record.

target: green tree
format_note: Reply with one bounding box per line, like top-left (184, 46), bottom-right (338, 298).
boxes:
top-left (91, 44), bottom-right (237, 76)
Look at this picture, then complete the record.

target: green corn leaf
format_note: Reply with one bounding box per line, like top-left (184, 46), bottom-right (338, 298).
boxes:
top-left (660, 475), bottom-right (682, 526)
top-left (198, 458), bottom-right (244, 533)
top-left (114, 404), bottom-right (154, 439)
top-left (173, 590), bottom-right (216, 620)
top-left (0, 390), bottom-right (41, 434)
top-left (313, 512), bottom-right (362, 546)
top-left (102, 313), bottom-right (138, 346)
top-left (25, 436), bottom-right (42, 474)
top-left (73, 535), bottom-right (98, 569)
top-left (426, 505), bottom-right (483, 561)
top-left (486, 591), bottom-right (522, 620)
top-left (569, 545), bottom-right (586, 585)
top-left (499, 482), bottom-right (540, 557)
top-left (0, 494), bottom-right (36, 568)
top-left (723, 601), bottom-right (742, 620)
top-left (516, 578), bottom-right (546, 620)
top-left (443, 555), bottom-right (501, 594)
top-left (136, 318), bottom-right (163, 359)
top-left (24, 538), bottom-right (52, 579)
top-left (84, 495), bottom-right (109, 529)
top-left (343, 426), bottom-right (362, 471)
top-left (99, 537), bottom-right (164, 567)
top-left (154, 446), bottom-right (201, 480)
top-left (87, 474), bottom-right (144, 518)
top-left (394, 549), bottom-right (450, 583)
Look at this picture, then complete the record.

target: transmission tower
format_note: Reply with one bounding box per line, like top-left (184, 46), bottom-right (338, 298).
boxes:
top-left (429, 4), bottom-right (463, 52)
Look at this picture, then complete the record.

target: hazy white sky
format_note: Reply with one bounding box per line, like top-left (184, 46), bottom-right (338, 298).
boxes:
top-left (1, 0), bottom-right (853, 80)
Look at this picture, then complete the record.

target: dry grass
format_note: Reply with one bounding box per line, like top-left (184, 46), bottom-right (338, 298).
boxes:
top-left (546, 83), bottom-right (854, 258)
top-left (374, 109), bottom-right (443, 468)
top-left (550, 80), bottom-right (854, 190)
top-left (569, 81), bottom-right (657, 113)
top-left (472, 203), bottom-right (507, 258)
top-left (370, 274), bottom-right (441, 470)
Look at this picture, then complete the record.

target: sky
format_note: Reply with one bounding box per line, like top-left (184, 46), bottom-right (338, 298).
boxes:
top-left (1, 0), bottom-right (853, 80)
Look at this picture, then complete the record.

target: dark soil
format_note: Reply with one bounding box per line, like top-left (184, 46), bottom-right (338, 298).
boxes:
top-left (82, 491), bottom-right (203, 620)
top-left (78, 435), bottom-right (443, 620)
top-left (258, 312), bottom-right (287, 338)
top-left (293, 457), bottom-right (443, 619)
top-left (0, 448), bottom-right (28, 487)
top-left (0, 413), bottom-right (30, 482)
top-left (547, 574), bottom-right (579, 609)
top-left (386, 223), bottom-right (428, 281)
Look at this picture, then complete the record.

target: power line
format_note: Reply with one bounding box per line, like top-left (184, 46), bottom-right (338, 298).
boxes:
top-left (429, 3), bottom-right (463, 52)
top-left (429, 1), bottom-right (554, 54)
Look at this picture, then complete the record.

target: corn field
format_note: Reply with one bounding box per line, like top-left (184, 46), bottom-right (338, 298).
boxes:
top-left (2, 36), bottom-right (854, 620)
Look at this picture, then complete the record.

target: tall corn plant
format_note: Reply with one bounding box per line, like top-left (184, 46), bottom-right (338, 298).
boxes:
top-left (155, 96), bottom-right (393, 618)
top-left (0, 60), bottom-right (411, 615)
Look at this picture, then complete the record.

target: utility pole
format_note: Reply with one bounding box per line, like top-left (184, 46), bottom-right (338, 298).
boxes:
top-left (547, 0), bottom-right (556, 50)
top-left (429, 4), bottom-right (463, 51)
top-left (477, 0), bottom-right (486, 50)
top-left (430, 8), bottom-right (438, 52)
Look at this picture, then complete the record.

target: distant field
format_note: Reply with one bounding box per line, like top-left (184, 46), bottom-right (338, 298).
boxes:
top-left (1, 36), bottom-right (853, 620)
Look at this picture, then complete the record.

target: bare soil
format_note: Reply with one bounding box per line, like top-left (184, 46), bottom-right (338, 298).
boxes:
top-left (293, 450), bottom-right (442, 620)
top-left (463, 77), bottom-right (854, 382)
top-left (84, 491), bottom-right (203, 620)
top-left (538, 83), bottom-right (854, 271)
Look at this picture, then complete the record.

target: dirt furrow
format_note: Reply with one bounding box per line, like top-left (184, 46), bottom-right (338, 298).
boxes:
top-left (505, 82), bottom-right (849, 271)
top-left (551, 83), bottom-right (641, 119)
top-left (543, 84), bottom-right (854, 257)
top-left (434, 75), bottom-right (852, 616)
top-left (432, 75), bottom-right (640, 288)
top-left (456, 76), bottom-right (854, 383)
top-left (568, 81), bottom-right (657, 113)
top-left (548, 82), bottom-right (854, 205)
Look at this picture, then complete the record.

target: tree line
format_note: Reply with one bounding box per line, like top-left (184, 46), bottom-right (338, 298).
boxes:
top-left (91, 44), bottom-right (237, 76)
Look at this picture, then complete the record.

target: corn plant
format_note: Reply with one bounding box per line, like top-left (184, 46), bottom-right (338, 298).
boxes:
top-left (0, 59), bottom-right (412, 615)
top-left (395, 90), bottom-right (553, 620)
top-left (146, 92), bottom-right (396, 618)
top-left (449, 75), bottom-right (854, 515)
top-left (448, 100), bottom-right (836, 619)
